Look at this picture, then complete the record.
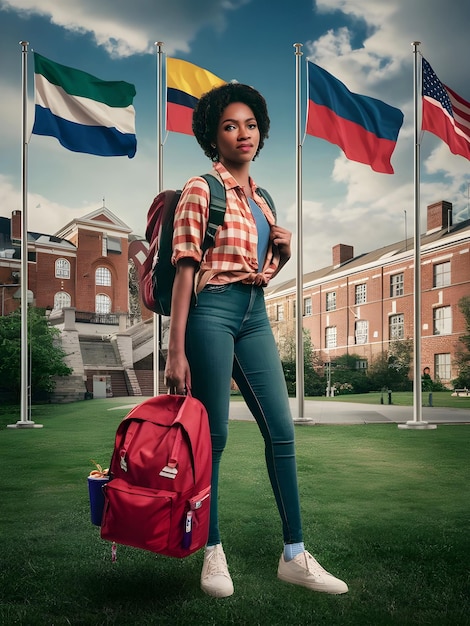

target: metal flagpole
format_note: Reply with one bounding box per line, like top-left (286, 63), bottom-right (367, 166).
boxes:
top-left (8, 41), bottom-right (42, 429)
top-left (151, 41), bottom-right (165, 397)
top-left (293, 43), bottom-right (305, 420)
top-left (399, 41), bottom-right (435, 430)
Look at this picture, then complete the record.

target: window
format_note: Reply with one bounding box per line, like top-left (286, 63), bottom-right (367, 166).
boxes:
top-left (326, 291), bottom-right (336, 311)
top-left (276, 304), bottom-right (284, 321)
top-left (95, 293), bottom-right (111, 314)
top-left (390, 273), bottom-right (404, 297)
top-left (355, 320), bottom-right (368, 345)
top-left (107, 237), bottom-right (122, 254)
top-left (389, 314), bottom-right (404, 340)
top-left (55, 258), bottom-right (70, 279)
top-left (96, 266), bottom-right (111, 286)
top-left (53, 291), bottom-right (71, 310)
top-left (355, 284), bottom-right (367, 305)
top-left (102, 235), bottom-right (107, 257)
top-left (433, 306), bottom-right (452, 335)
top-left (325, 326), bottom-right (337, 348)
top-left (356, 359), bottom-right (368, 370)
top-left (433, 261), bottom-right (451, 288)
top-left (434, 353), bottom-right (451, 380)
top-left (304, 297), bottom-right (312, 317)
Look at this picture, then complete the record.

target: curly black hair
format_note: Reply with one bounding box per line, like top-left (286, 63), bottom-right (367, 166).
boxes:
top-left (192, 83), bottom-right (270, 161)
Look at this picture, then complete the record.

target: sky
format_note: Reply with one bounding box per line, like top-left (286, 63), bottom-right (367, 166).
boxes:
top-left (0, 0), bottom-right (469, 283)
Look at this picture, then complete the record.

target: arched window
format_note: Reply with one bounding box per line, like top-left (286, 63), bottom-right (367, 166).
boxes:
top-left (53, 291), bottom-right (71, 310)
top-left (96, 266), bottom-right (111, 286)
top-left (55, 258), bottom-right (70, 279)
top-left (96, 293), bottom-right (111, 314)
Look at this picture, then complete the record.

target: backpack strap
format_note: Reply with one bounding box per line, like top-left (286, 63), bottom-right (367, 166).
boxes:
top-left (197, 174), bottom-right (277, 252)
top-left (200, 173), bottom-right (226, 252)
top-left (255, 187), bottom-right (277, 221)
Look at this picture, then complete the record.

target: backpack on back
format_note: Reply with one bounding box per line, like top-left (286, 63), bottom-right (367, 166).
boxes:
top-left (139, 173), bottom-right (277, 316)
top-left (139, 173), bottom-right (226, 317)
top-left (100, 394), bottom-right (212, 558)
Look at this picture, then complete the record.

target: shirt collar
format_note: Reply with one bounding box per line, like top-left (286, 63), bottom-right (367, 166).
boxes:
top-left (213, 161), bottom-right (255, 193)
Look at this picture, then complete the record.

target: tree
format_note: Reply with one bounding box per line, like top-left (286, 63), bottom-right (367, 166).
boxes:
top-left (368, 339), bottom-right (413, 391)
top-left (128, 260), bottom-right (142, 324)
top-left (279, 328), bottom-right (324, 396)
top-left (330, 353), bottom-right (373, 394)
top-left (0, 307), bottom-right (72, 399)
top-left (453, 296), bottom-right (470, 388)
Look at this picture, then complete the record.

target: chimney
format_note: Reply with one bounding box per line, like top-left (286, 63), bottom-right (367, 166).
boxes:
top-left (11, 210), bottom-right (21, 242)
top-left (332, 243), bottom-right (354, 268)
top-left (427, 201), bottom-right (452, 233)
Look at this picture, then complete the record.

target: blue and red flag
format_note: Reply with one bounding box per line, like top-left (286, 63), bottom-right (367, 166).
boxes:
top-left (421, 57), bottom-right (470, 161)
top-left (306, 61), bottom-right (403, 174)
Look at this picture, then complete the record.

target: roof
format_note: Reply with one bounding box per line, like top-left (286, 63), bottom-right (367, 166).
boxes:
top-left (265, 218), bottom-right (470, 298)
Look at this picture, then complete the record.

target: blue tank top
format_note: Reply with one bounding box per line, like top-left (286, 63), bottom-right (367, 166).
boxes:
top-left (248, 197), bottom-right (270, 271)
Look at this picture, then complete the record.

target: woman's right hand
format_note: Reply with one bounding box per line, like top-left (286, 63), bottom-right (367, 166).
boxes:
top-left (164, 352), bottom-right (191, 395)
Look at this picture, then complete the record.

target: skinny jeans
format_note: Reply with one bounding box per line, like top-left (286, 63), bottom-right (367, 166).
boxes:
top-left (185, 281), bottom-right (303, 546)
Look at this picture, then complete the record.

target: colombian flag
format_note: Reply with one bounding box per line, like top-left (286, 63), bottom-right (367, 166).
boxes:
top-left (166, 58), bottom-right (225, 136)
top-left (306, 61), bottom-right (403, 174)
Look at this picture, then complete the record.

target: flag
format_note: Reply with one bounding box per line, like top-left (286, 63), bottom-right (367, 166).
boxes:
top-left (421, 58), bottom-right (470, 161)
top-left (306, 61), bottom-right (403, 174)
top-left (166, 58), bottom-right (225, 135)
top-left (32, 53), bottom-right (137, 158)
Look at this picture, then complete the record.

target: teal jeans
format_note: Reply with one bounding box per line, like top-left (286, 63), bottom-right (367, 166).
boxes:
top-left (185, 282), bottom-right (303, 546)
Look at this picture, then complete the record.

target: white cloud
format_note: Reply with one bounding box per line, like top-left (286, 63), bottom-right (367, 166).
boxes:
top-left (0, 173), bottom-right (97, 233)
top-left (0, 0), bottom-right (248, 57)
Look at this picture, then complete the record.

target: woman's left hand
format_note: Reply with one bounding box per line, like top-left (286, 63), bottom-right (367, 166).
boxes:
top-left (270, 225), bottom-right (292, 263)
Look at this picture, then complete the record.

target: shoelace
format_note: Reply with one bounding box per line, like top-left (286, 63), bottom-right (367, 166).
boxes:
top-left (302, 552), bottom-right (328, 577)
top-left (204, 548), bottom-right (229, 578)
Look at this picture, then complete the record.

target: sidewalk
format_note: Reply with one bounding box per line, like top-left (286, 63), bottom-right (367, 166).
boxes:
top-left (228, 398), bottom-right (470, 425)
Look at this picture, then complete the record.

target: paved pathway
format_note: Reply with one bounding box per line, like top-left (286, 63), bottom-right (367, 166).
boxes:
top-left (228, 398), bottom-right (470, 426)
top-left (109, 397), bottom-right (470, 426)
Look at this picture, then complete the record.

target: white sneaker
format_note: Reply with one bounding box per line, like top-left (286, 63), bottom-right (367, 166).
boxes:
top-left (200, 544), bottom-right (234, 598)
top-left (278, 551), bottom-right (348, 594)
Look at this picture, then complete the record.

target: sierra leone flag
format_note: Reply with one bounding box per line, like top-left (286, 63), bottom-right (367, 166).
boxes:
top-left (32, 53), bottom-right (137, 158)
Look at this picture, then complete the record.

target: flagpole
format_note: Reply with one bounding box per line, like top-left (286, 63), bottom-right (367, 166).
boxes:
top-left (293, 43), bottom-right (305, 420)
top-left (8, 41), bottom-right (42, 429)
top-left (152, 41), bottom-right (165, 397)
top-left (399, 41), bottom-right (435, 430)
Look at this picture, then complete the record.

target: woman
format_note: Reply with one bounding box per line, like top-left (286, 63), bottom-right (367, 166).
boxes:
top-left (164, 82), bottom-right (348, 598)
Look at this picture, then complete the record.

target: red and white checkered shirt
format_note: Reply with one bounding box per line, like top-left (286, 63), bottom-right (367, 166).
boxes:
top-left (172, 161), bottom-right (280, 287)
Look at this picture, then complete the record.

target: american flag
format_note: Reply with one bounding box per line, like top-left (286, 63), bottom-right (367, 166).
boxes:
top-left (422, 57), bottom-right (470, 160)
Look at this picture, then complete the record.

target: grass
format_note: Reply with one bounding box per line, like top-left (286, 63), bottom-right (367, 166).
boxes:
top-left (0, 399), bottom-right (469, 625)
top-left (313, 391), bottom-right (470, 409)
top-left (229, 390), bottom-right (470, 409)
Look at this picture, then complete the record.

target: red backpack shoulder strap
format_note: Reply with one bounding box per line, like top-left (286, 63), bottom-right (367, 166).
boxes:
top-left (145, 189), bottom-right (181, 243)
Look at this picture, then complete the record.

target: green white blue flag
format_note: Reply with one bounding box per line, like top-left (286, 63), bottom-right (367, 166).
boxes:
top-left (32, 53), bottom-right (137, 158)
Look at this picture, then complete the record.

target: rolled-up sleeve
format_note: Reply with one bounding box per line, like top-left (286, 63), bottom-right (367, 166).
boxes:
top-left (172, 177), bottom-right (209, 265)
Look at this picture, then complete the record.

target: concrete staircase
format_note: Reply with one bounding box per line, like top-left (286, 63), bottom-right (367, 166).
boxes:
top-left (50, 310), bottom-right (166, 402)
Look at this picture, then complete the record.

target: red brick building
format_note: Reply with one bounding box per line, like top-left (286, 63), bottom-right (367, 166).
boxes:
top-left (265, 201), bottom-right (470, 385)
top-left (1, 199), bottom-right (469, 393)
top-left (0, 206), bottom-right (132, 318)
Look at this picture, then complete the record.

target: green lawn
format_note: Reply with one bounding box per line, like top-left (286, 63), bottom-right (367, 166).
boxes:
top-left (0, 399), bottom-right (469, 625)
top-left (313, 390), bottom-right (470, 409)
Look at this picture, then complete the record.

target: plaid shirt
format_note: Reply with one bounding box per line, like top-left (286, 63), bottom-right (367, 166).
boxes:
top-left (172, 161), bottom-right (280, 287)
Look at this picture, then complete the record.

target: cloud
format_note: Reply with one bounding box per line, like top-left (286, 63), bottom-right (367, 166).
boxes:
top-left (0, 173), bottom-right (97, 234)
top-left (0, 0), bottom-right (249, 57)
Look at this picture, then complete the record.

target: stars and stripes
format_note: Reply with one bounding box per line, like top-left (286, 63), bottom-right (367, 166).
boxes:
top-left (421, 57), bottom-right (470, 160)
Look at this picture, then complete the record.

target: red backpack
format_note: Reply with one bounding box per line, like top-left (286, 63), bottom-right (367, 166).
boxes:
top-left (100, 394), bottom-right (212, 558)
